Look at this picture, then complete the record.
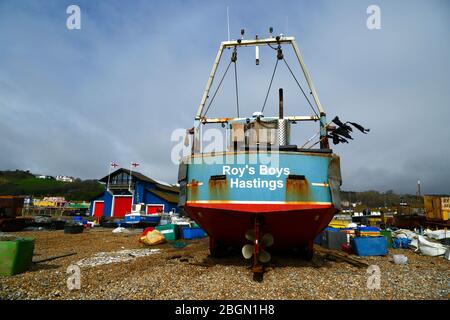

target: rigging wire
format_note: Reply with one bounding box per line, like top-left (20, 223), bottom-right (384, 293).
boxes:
top-left (305, 139), bottom-right (321, 150)
top-left (261, 58), bottom-right (279, 113)
top-left (203, 59), bottom-right (233, 117)
top-left (282, 58), bottom-right (320, 118)
top-left (204, 45), bottom-right (321, 120)
top-left (300, 119), bottom-right (333, 149)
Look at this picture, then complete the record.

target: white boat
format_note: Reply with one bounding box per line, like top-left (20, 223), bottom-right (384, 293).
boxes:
top-left (124, 203), bottom-right (162, 226)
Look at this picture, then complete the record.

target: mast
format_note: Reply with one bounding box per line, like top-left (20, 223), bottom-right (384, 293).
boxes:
top-left (195, 35), bottom-right (325, 119)
top-left (194, 31), bottom-right (329, 150)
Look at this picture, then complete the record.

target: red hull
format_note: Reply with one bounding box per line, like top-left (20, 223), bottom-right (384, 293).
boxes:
top-left (184, 203), bottom-right (338, 250)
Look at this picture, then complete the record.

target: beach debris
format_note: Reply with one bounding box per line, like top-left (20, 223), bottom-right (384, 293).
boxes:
top-left (75, 249), bottom-right (160, 268)
top-left (112, 227), bottom-right (129, 234)
top-left (393, 254), bottom-right (408, 265)
top-left (140, 230), bottom-right (166, 246)
top-left (413, 235), bottom-right (448, 257)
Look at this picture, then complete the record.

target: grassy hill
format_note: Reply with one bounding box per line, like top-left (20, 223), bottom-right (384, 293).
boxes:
top-left (0, 170), bottom-right (104, 201)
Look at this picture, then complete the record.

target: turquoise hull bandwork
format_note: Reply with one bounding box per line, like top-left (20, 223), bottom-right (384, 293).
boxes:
top-left (184, 151), bottom-right (336, 204)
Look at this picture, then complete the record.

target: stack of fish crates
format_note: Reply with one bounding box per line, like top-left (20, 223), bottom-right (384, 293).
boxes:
top-left (356, 226), bottom-right (381, 237)
top-left (352, 226), bottom-right (388, 256)
top-left (155, 224), bottom-right (178, 241)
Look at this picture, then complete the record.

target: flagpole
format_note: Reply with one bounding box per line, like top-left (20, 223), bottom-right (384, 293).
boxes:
top-left (107, 162), bottom-right (112, 191)
top-left (128, 162), bottom-right (133, 192)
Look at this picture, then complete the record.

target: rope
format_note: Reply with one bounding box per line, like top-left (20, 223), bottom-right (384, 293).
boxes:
top-left (300, 120), bottom-right (333, 149)
top-left (305, 138), bottom-right (325, 150)
top-left (261, 58), bottom-right (279, 113)
top-left (203, 59), bottom-right (233, 117)
top-left (282, 58), bottom-right (320, 118)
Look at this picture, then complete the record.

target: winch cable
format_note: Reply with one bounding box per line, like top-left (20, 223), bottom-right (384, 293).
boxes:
top-left (260, 58), bottom-right (279, 113)
top-left (203, 59), bottom-right (233, 117)
top-left (282, 57), bottom-right (320, 118)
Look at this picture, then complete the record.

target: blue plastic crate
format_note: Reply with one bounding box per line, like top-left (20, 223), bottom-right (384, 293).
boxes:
top-left (181, 227), bottom-right (206, 239)
top-left (351, 236), bottom-right (388, 256)
top-left (357, 226), bottom-right (380, 232)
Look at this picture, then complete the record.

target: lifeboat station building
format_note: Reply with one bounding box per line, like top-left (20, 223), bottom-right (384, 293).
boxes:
top-left (89, 168), bottom-right (179, 218)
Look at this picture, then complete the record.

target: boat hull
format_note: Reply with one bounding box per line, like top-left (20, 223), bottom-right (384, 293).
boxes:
top-left (185, 203), bottom-right (337, 250)
top-left (179, 150), bottom-right (342, 251)
top-left (124, 214), bottom-right (161, 226)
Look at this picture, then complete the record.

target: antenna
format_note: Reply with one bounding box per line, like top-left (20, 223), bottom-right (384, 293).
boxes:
top-left (286, 16), bottom-right (289, 35)
top-left (226, 7), bottom-right (230, 41)
top-left (255, 34), bottom-right (259, 65)
top-left (416, 179), bottom-right (421, 199)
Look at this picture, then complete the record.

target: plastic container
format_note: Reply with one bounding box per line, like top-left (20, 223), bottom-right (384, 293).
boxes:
top-left (155, 224), bottom-right (177, 241)
top-left (50, 220), bottom-right (66, 230)
top-left (181, 227), bottom-right (206, 240)
top-left (380, 230), bottom-right (393, 248)
top-left (341, 228), bottom-right (356, 235)
top-left (321, 230), bottom-right (348, 250)
top-left (351, 236), bottom-right (388, 256)
top-left (64, 225), bottom-right (84, 234)
top-left (356, 226), bottom-right (381, 237)
top-left (0, 237), bottom-right (35, 276)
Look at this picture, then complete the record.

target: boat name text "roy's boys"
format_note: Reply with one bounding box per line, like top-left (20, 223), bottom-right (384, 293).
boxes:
top-left (222, 165), bottom-right (291, 191)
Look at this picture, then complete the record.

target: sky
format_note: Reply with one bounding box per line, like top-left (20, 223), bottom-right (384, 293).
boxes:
top-left (0, 0), bottom-right (449, 194)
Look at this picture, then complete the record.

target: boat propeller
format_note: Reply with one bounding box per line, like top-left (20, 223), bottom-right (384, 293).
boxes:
top-left (242, 230), bottom-right (274, 263)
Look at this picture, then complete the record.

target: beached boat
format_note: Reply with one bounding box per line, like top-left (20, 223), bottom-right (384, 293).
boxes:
top-left (124, 203), bottom-right (161, 226)
top-left (178, 30), bottom-right (367, 276)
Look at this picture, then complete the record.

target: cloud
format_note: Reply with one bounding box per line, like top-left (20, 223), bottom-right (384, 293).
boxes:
top-left (0, 0), bottom-right (449, 194)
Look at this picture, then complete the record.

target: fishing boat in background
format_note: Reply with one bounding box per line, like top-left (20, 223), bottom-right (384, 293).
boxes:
top-left (124, 203), bottom-right (162, 226)
top-left (178, 29), bottom-right (368, 278)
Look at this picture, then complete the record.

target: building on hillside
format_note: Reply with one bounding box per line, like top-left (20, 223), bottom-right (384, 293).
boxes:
top-left (89, 168), bottom-right (179, 218)
top-left (35, 175), bottom-right (55, 180)
top-left (56, 175), bottom-right (75, 183)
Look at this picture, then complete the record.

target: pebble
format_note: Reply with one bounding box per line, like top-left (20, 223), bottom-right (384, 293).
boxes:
top-left (0, 229), bottom-right (448, 300)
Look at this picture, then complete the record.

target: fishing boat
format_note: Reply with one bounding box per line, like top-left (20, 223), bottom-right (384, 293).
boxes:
top-left (124, 203), bottom-right (162, 226)
top-left (178, 29), bottom-right (367, 276)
